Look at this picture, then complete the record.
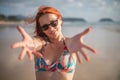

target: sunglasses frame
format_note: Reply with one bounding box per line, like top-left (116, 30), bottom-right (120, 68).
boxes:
top-left (41, 19), bottom-right (58, 31)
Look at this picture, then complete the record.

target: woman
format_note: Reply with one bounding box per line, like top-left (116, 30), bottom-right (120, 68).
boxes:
top-left (11, 6), bottom-right (96, 80)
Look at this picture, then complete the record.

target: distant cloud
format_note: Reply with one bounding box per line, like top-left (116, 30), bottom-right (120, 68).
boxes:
top-left (0, 0), bottom-right (30, 4)
top-left (0, 0), bottom-right (120, 21)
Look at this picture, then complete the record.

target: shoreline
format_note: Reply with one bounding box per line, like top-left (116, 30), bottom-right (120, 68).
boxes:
top-left (0, 20), bottom-right (25, 25)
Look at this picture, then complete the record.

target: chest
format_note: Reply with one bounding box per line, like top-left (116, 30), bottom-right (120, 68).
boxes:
top-left (42, 44), bottom-right (65, 65)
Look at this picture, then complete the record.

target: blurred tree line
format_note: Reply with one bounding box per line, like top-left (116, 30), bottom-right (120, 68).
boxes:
top-left (0, 14), bottom-right (24, 21)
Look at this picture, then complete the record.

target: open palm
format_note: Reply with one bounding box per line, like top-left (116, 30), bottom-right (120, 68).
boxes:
top-left (11, 26), bottom-right (42, 61)
top-left (65, 27), bottom-right (96, 63)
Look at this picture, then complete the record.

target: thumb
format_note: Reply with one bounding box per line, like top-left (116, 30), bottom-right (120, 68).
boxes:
top-left (81, 27), bottom-right (92, 36)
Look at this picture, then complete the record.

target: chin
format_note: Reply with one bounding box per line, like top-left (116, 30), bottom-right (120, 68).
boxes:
top-left (50, 34), bottom-right (59, 39)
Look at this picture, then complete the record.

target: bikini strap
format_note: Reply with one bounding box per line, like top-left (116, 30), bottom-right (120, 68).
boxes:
top-left (62, 37), bottom-right (68, 51)
top-left (40, 39), bottom-right (48, 53)
top-left (62, 37), bottom-right (66, 46)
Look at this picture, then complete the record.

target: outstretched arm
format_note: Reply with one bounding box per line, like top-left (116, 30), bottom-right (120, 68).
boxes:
top-left (11, 25), bottom-right (43, 61)
top-left (65, 27), bottom-right (97, 63)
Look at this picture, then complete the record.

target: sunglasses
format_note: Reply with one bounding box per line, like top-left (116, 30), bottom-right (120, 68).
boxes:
top-left (41, 19), bottom-right (58, 31)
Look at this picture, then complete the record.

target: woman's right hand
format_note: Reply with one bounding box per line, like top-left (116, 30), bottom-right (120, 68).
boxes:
top-left (11, 25), bottom-right (43, 61)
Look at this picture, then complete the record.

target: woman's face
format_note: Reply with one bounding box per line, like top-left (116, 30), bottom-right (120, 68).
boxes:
top-left (39, 13), bottom-right (62, 39)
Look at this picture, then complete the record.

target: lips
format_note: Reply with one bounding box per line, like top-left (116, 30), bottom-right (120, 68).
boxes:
top-left (50, 30), bottom-right (56, 35)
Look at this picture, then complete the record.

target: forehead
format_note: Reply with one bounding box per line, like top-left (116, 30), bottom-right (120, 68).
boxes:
top-left (39, 13), bottom-right (57, 25)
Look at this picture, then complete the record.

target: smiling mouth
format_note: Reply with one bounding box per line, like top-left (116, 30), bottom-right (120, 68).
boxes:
top-left (50, 31), bottom-right (56, 35)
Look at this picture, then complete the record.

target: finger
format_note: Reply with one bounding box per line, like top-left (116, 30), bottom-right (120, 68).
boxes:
top-left (18, 48), bottom-right (26, 61)
top-left (26, 46), bottom-right (43, 58)
top-left (17, 25), bottom-right (28, 39)
top-left (11, 42), bottom-right (24, 48)
top-left (27, 50), bottom-right (33, 61)
top-left (32, 50), bottom-right (43, 58)
top-left (79, 49), bottom-right (90, 62)
top-left (81, 27), bottom-right (92, 36)
top-left (76, 51), bottom-right (83, 63)
top-left (83, 44), bottom-right (97, 54)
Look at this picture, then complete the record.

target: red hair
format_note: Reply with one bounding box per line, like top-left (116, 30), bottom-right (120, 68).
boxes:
top-left (35, 6), bottom-right (62, 41)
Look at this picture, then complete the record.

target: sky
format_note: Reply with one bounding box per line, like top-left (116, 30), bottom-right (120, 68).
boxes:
top-left (0, 0), bottom-right (120, 22)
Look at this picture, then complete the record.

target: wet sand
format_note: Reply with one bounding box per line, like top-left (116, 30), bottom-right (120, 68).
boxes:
top-left (73, 27), bottom-right (120, 80)
top-left (0, 21), bottom-right (25, 25)
top-left (0, 24), bottom-right (120, 80)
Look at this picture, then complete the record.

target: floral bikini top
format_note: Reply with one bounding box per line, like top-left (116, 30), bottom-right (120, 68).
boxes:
top-left (35, 39), bottom-right (76, 73)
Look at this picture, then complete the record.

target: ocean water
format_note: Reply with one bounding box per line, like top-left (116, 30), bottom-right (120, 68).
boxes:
top-left (0, 22), bottom-right (120, 80)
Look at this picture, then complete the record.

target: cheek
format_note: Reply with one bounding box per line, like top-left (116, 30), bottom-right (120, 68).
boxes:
top-left (56, 25), bottom-right (61, 32)
top-left (43, 31), bottom-right (49, 36)
top-left (57, 21), bottom-right (62, 31)
top-left (59, 26), bottom-right (62, 31)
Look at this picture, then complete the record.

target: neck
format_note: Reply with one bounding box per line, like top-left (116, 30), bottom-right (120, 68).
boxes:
top-left (50, 34), bottom-right (64, 44)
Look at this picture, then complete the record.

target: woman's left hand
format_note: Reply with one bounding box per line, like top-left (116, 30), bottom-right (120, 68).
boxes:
top-left (65, 27), bottom-right (97, 63)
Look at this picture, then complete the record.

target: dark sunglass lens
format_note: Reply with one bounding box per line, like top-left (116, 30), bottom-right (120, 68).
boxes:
top-left (51, 20), bottom-right (58, 27)
top-left (41, 20), bottom-right (58, 31)
top-left (42, 24), bottom-right (49, 31)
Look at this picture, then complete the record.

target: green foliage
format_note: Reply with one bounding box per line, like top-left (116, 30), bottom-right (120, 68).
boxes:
top-left (0, 14), bottom-right (6, 20)
top-left (0, 14), bottom-right (24, 21)
top-left (7, 15), bottom-right (18, 21)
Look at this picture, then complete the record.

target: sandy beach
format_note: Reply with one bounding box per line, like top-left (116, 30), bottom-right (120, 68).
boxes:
top-left (0, 23), bottom-right (120, 80)
top-left (0, 21), bottom-right (25, 25)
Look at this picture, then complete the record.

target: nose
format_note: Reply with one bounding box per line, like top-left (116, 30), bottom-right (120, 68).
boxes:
top-left (48, 25), bottom-right (54, 30)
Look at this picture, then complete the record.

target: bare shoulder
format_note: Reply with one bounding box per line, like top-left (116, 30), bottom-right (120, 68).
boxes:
top-left (33, 36), bottom-right (44, 42)
top-left (32, 36), bottom-right (46, 51)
